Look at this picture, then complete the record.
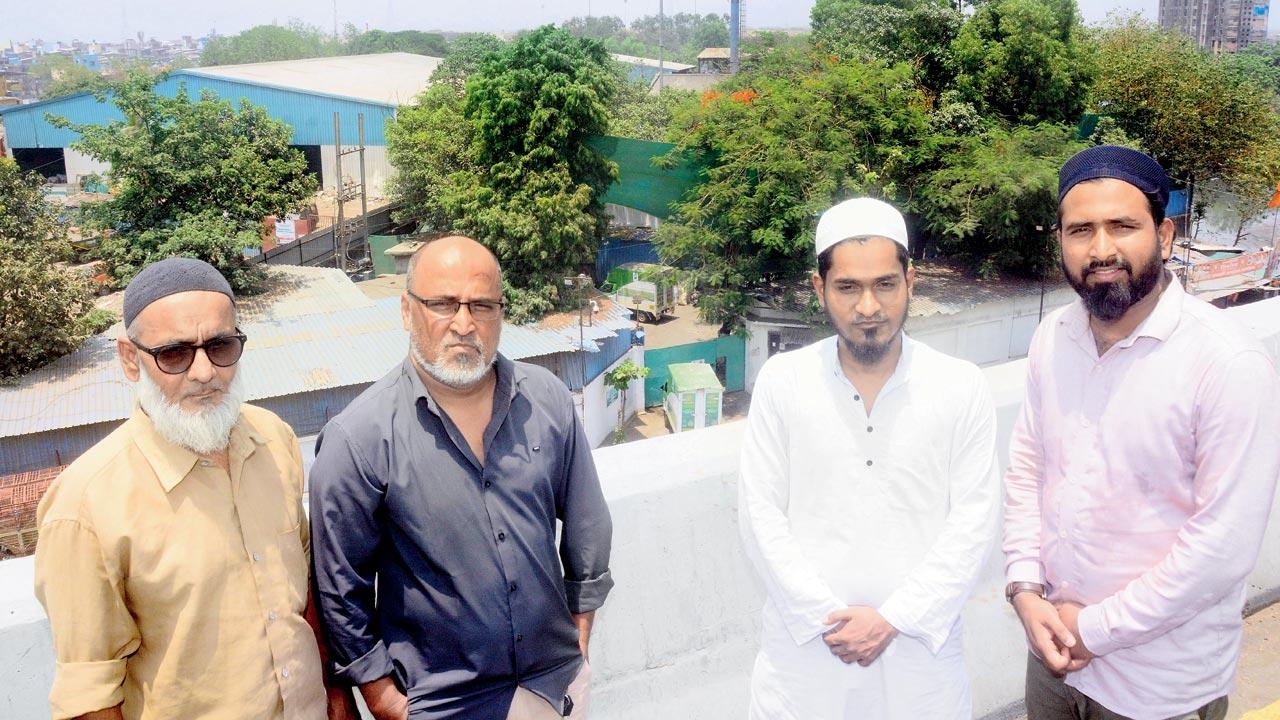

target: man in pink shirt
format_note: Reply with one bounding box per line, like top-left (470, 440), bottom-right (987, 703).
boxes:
top-left (1003, 145), bottom-right (1280, 720)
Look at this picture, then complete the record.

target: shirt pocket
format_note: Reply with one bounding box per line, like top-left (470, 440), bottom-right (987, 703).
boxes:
top-left (277, 521), bottom-right (309, 613)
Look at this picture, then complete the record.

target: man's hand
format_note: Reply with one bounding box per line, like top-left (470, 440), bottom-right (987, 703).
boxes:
top-left (572, 611), bottom-right (595, 661)
top-left (326, 686), bottom-right (360, 720)
top-left (1054, 601), bottom-right (1094, 671)
top-left (1011, 593), bottom-right (1079, 675)
top-left (821, 606), bottom-right (898, 666)
top-left (360, 676), bottom-right (408, 720)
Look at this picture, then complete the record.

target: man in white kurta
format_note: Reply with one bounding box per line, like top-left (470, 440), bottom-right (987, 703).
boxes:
top-left (739, 198), bottom-right (1000, 720)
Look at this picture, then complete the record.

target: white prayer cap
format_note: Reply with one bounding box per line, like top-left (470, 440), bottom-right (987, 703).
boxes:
top-left (814, 197), bottom-right (909, 257)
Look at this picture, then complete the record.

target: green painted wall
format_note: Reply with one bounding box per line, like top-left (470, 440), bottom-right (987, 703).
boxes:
top-left (643, 335), bottom-right (745, 407)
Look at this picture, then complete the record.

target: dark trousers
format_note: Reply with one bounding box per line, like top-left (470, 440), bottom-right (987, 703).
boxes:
top-left (1025, 653), bottom-right (1228, 720)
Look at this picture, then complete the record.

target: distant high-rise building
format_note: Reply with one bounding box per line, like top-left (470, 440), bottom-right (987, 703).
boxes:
top-left (1159, 0), bottom-right (1271, 53)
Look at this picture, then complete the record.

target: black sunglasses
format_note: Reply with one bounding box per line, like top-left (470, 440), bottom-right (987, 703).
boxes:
top-left (130, 331), bottom-right (248, 375)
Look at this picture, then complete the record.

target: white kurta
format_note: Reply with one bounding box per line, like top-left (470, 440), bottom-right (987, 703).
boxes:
top-left (739, 335), bottom-right (1000, 720)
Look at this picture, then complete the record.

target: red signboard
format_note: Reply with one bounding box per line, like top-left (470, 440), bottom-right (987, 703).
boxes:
top-left (1190, 250), bottom-right (1270, 283)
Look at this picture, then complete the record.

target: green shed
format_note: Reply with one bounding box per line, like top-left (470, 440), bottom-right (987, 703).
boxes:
top-left (664, 362), bottom-right (724, 433)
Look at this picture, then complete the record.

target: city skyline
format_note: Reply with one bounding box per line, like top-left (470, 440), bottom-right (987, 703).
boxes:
top-left (10, 0), bottom-right (1272, 46)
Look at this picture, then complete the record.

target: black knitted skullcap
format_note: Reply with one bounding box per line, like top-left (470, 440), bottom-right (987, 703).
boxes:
top-left (1059, 145), bottom-right (1170, 210)
top-left (123, 257), bottom-right (235, 328)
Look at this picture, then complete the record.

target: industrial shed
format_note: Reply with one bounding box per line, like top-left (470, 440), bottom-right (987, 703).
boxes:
top-left (0, 52), bottom-right (441, 194)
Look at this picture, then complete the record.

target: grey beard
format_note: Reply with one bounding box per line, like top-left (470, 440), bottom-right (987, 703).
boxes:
top-left (411, 341), bottom-right (495, 389)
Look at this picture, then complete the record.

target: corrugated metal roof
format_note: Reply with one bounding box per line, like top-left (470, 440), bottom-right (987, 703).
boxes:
top-left (182, 53), bottom-right (443, 107)
top-left (1, 269), bottom-right (630, 439)
top-left (611, 54), bottom-right (694, 71)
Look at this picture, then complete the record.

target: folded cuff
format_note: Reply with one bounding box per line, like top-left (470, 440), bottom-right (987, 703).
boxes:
top-left (1076, 604), bottom-right (1117, 657)
top-left (1006, 559), bottom-right (1046, 586)
top-left (565, 569), bottom-right (615, 614)
top-left (878, 595), bottom-right (948, 655)
top-left (333, 640), bottom-right (396, 687)
top-left (49, 658), bottom-right (126, 720)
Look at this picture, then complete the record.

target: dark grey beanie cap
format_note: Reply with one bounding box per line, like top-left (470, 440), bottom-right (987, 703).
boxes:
top-left (123, 257), bottom-right (235, 328)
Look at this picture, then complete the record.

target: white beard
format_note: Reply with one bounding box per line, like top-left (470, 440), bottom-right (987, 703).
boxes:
top-left (410, 329), bottom-right (496, 390)
top-left (136, 369), bottom-right (245, 455)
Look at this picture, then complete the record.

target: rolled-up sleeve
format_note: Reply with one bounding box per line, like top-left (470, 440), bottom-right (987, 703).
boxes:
top-left (558, 395), bottom-right (615, 614)
top-left (34, 517), bottom-right (141, 720)
top-left (308, 421), bottom-right (394, 685)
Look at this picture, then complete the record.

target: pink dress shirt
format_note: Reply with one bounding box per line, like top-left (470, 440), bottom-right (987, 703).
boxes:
top-left (1003, 278), bottom-right (1280, 719)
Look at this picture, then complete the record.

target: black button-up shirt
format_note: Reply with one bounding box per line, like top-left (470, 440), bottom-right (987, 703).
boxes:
top-left (309, 355), bottom-right (614, 719)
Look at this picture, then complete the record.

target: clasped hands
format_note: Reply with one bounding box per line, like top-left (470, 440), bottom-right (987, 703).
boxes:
top-left (822, 606), bottom-right (898, 667)
top-left (1012, 594), bottom-right (1094, 676)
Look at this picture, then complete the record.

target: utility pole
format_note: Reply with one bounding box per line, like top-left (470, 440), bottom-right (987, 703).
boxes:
top-left (332, 111), bottom-right (369, 272)
top-left (730, 0), bottom-right (740, 74)
top-left (657, 0), bottom-right (665, 90)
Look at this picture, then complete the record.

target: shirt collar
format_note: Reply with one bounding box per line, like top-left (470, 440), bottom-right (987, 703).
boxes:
top-left (1060, 272), bottom-right (1184, 348)
top-left (823, 331), bottom-right (917, 390)
top-left (128, 404), bottom-right (265, 493)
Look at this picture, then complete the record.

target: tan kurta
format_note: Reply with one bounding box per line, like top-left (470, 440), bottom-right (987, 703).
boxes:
top-left (34, 404), bottom-right (326, 720)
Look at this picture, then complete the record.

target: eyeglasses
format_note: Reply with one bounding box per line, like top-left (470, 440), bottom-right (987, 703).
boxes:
top-left (406, 289), bottom-right (505, 320)
top-left (130, 332), bottom-right (248, 375)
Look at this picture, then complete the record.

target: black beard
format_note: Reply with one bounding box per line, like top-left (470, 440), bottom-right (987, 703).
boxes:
top-left (1063, 246), bottom-right (1164, 322)
top-left (826, 299), bottom-right (909, 366)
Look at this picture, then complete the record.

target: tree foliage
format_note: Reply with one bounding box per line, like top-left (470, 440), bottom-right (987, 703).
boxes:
top-left (559, 12), bottom-right (728, 65)
top-left (952, 0), bottom-right (1095, 124)
top-left (199, 22), bottom-right (339, 66)
top-left (430, 33), bottom-right (506, 89)
top-left (1227, 40), bottom-right (1280, 98)
top-left (811, 0), bottom-right (964, 95)
top-left (608, 83), bottom-right (698, 142)
top-left (31, 54), bottom-right (103, 100)
top-left (388, 26), bottom-right (618, 323)
top-left (0, 159), bottom-right (113, 380)
top-left (916, 123), bottom-right (1085, 278)
top-left (342, 28), bottom-right (449, 57)
top-left (603, 358), bottom-right (649, 443)
top-left (654, 57), bottom-right (933, 329)
top-left (52, 72), bottom-right (316, 292)
top-left (1093, 19), bottom-right (1280, 188)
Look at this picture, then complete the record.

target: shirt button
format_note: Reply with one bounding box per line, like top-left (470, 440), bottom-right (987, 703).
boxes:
top-left (268, 610), bottom-right (278, 623)
top-left (866, 460), bottom-right (873, 467)
top-left (509, 582), bottom-right (517, 592)
top-left (252, 552), bottom-right (261, 563)
top-left (1059, 530), bottom-right (1068, 539)
top-left (281, 667), bottom-right (290, 679)
top-left (854, 395), bottom-right (861, 402)
top-left (516, 634), bottom-right (523, 642)
top-left (866, 426), bottom-right (873, 433)
top-left (497, 531), bottom-right (506, 542)
top-left (199, 460), bottom-right (210, 467)
top-left (484, 480), bottom-right (492, 489)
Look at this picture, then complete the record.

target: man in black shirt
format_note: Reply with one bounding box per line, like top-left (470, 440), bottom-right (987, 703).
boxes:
top-left (310, 236), bottom-right (614, 720)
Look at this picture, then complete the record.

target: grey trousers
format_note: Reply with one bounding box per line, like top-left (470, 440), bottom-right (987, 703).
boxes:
top-left (1025, 653), bottom-right (1228, 720)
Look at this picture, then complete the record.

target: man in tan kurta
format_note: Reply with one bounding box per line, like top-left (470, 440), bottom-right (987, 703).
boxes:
top-left (34, 257), bottom-right (333, 720)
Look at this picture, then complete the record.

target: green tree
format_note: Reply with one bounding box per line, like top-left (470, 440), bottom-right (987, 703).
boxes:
top-left (603, 359), bottom-right (649, 443)
top-left (0, 159), bottom-right (114, 380)
top-left (430, 33), bottom-right (506, 89)
top-left (561, 16), bottom-right (628, 41)
top-left (952, 0), bottom-right (1095, 124)
top-left (654, 59), bottom-right (932, 329)
top-left (31, 54), bottom-right (102, 99)
top-left (1094, 19), bottom-right (1280, 192)
top-left (811, 0), bottom-right (964, 95)
top-left (199, 23), bottom-right (338, 66)
top-left (386, 84), bottom-right (477, 232)
top-left (389, 26), bottom-right (618, 323)
top-left (1227, 40), bottom-right (1280, 97)
top-left (51, 72), bottom-right (316, 292)
top-left (343, 28), bottom-right (449, 57)
top-left (608, 83), bottom-right (698, 141)
top-left (915, 123), bottom-right (1085, 277)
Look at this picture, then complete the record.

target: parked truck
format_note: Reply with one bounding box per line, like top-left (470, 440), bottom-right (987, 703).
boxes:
top-left (605, 262), bottom-right (677, 323)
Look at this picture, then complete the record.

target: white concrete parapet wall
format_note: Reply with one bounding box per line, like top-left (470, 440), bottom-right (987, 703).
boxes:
top-left (3, 297), bottom-right (1279, 719)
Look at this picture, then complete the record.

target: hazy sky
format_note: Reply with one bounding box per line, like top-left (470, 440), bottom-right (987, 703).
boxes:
top-left (6, 0), bottom-right (1276, 43)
